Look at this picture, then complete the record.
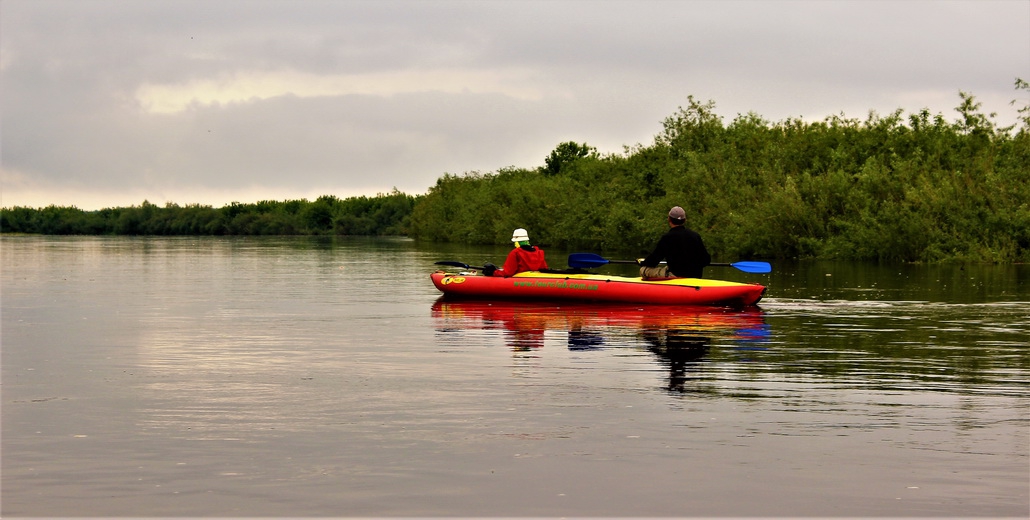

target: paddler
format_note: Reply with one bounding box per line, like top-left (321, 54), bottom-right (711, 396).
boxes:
top-left (483, 228), bottom-right (549, 277)
top-left (638, 206), bottom-right (711, 279)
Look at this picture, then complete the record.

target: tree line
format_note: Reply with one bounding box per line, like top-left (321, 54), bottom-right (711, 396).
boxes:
top-left (1, 191), bottom-right (419, 237)
top-left (3, 81), bottom-right (1028, 262)
top-left (409, 83), bottom-right (1030, 263)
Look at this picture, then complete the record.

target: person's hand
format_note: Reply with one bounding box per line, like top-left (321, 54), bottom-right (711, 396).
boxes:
top-left (483, 263), bottom-right (497, 276)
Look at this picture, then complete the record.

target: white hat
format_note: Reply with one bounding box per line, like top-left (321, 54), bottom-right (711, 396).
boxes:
top-left (511, 228), bottom-right (529, 243)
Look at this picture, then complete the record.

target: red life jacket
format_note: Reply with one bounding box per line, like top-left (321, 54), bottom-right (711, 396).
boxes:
top-left (495, 245), bottom-right (548, 276)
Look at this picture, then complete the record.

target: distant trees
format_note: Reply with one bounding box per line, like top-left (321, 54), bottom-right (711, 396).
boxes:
top-left (1, 191), bottom-right (419, 237)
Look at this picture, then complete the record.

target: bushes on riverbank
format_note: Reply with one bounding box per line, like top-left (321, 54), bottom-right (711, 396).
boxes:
top-left (408, 88), bottom-right (1030, 263)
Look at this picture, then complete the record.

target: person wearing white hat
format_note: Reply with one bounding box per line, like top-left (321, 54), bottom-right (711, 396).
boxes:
top-left (483, 228), bottom-right (548, 277)
top-left (638, 206), bottom-right (710, 279)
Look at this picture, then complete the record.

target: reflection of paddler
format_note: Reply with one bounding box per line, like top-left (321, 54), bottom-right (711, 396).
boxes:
top-left (642, 328), bottom-right (710, 360)
top-left (568, 328), bottom-right (605, 350)
top-left (504, 311), bottom-right (547, 351)
top-left (642, 327), bottom-right (711, 393)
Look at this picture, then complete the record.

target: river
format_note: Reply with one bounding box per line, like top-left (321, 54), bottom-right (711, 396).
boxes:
top-left (2, 236), bottom-right (1027, 517)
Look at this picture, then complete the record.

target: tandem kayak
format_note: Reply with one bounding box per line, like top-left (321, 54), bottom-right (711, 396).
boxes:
top-left (430, 270), bottom-right (766, 307)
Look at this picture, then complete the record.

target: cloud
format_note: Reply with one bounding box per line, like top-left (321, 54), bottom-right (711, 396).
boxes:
top-left (1, 0), bottom-right (1027, 210)
top-left (134, 67), bottom-right (551, 114)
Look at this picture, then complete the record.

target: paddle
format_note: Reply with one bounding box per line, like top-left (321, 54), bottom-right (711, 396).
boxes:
top-left (434, 261), bottom-right (486, 270)
top-left (567, 253), bottom-right (771, 274)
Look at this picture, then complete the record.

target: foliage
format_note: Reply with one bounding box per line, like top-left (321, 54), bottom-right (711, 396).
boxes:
top-left (408, 85), bottom-right (1030, 263)
top-left (541, 141), bottom-right (597, 176)
top-left (1, 190), bottom-right (419, 237)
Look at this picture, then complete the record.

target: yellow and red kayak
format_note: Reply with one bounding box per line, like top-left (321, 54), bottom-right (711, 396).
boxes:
top-left (432, 298), bottom-right (767, 330)
top-left (430, 270), bottom-right (765, 307)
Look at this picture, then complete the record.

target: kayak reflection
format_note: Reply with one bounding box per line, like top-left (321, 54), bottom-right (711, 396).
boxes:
top-left (431, 299), bottom-right (769, 389)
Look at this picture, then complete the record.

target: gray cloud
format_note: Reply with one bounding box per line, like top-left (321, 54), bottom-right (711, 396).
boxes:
top-left (2, 0), bottom-right (1027, 209)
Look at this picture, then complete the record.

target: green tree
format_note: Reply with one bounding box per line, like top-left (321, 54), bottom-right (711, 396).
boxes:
top-left (542, 141), bottom-right (597, 176)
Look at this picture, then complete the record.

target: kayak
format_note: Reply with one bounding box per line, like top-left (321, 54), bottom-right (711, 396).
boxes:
top-left (430, 270), bottom-right (765, 307)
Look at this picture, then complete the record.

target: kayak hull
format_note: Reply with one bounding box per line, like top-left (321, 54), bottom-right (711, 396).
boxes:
top-left (430, 270), bottom-right (765, 307)
top-left (432, 299), bottom-right (768, 330)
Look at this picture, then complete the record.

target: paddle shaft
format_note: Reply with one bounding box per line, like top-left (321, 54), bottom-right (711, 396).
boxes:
top-left (583, 259), bottom-right (753, 270)
top-left (587, 259), bottom-right (741, 267)
top-left (567, 253), bottom-right (771, 273)
top-left (434, 261), bottom-right (486, 270)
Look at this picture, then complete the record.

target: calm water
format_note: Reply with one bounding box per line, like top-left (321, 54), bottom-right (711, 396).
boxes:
top-left (2, 236), bottom-right (1027, 517)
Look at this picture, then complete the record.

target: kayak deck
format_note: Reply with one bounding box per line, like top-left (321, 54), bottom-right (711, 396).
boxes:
top-left (430, 270), bottom-right (765, 307)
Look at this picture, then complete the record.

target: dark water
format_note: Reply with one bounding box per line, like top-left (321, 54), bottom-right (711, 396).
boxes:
top-left (2, 236), bottom-right (1027, 517)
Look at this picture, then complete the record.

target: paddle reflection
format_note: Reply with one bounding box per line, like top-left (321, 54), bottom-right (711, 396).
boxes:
top-left (431, 299), bottom-right (769, 390)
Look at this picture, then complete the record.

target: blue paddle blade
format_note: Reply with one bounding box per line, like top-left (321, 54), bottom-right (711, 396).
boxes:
top-left (728, 261), bottom-right (772, 273)
top-left (567, 253), bottom-right (609, 268)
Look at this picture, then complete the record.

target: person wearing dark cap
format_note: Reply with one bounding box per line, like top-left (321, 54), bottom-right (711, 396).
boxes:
top-left (483, 228), bottom-right (548, 277)
top-left (638, 206), bottom-right (711, 279)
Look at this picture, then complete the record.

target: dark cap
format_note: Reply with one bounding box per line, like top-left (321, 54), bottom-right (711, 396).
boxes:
top-left (668, 206), bottom-right (686, 220)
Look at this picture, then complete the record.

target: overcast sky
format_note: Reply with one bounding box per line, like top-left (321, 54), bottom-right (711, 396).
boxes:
top-left (2, 0), bottom-right (1028, 210)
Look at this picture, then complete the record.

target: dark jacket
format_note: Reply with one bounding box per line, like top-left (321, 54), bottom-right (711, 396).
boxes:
top-left (640, 225), bottom-right (711, 278)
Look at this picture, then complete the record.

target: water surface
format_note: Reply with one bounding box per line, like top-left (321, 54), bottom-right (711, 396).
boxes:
top-left (2, 236), bottom-right (1027, 517)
